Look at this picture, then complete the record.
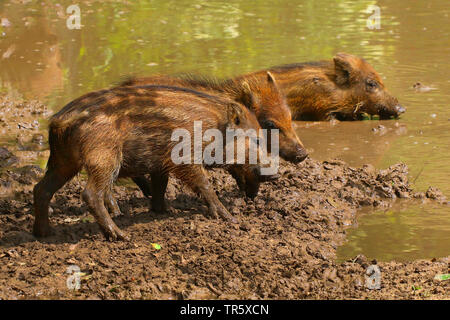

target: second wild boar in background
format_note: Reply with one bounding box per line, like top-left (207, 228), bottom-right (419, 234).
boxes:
top-left (243, 52), bottom-right (406, 121)
top-left (119, 72), bottom-right (308, 163)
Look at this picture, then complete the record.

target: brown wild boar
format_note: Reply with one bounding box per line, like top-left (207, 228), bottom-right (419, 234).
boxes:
top-left (120, 72), bottom-right (307, 163)
top-left (33, 85), bottom-right (264, 241)
top-left (241, 53), bottom-right (405, 121)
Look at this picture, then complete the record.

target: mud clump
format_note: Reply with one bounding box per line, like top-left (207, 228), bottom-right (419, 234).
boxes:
top-left (0, 147), bottom-right (18, 168)
top-left (425, 187), bottom-right (447, 203)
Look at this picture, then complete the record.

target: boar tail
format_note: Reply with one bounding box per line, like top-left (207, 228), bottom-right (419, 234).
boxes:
top-left (46, 118), bottom-right (69, 170)
top-left (46, 111), bottom-right (87, 170)
top-left (46, 127), bottom-right (59, 171)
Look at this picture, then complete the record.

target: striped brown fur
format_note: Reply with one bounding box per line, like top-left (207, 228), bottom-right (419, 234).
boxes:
top-left (33, 85), bottom-right (264, 241)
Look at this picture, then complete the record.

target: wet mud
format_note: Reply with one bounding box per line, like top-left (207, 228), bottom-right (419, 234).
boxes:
top-left (0, 96), bottom-right (449, 300)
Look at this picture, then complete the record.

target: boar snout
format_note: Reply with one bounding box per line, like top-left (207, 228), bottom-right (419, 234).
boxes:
top-left (280, 142), bottom-right (308, 164)
top-left (243, 166), bottom-right (280, 199)
top-left (292, 146), bottom-right (308, 164)
top-left (228, 165), bottom-right (261, 199)
top-left (244, 166), bottom-right (262, 199)
top-left (395, 104), bottom-right (406, 115)
top-left (379, 103), bottom-right (406, 119)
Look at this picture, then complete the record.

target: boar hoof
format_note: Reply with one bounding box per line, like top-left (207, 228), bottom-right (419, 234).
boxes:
top-left (33, 222), bottom-right (53, 238)
top-left (103, 227), bottom-right (130, 242)
top-left (228, 216), bottom-right (239, 224)
top-left (151, 200), bottom-right (167, 214)
top-left (205, 208), bottom-right (219, 220)
top-left (217, 208), bottom-right (239, 224)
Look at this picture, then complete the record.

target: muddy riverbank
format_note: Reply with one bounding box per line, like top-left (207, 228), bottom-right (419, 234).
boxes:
top-left (0, 95), bottom-right (449, 299)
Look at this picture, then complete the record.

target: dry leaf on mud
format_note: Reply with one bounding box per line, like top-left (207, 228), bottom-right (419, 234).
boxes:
top-left (1, 18), bottom-right (11, 27)
top-left (81, 217), bottom-right (95, 223)
top-left (151, 243), bottom-right (161, 250)
top-left (77, 272), bottom-right (90, 280)
top-left (326, 197), bottom-right (338, 208)
top-left (434, 274), bottom-right (450, 281)
top-left (109, 285), bottom-right (120, 293)
top-left (7, 250), bottom-right (19, 258)
top-left (2, 45), bottom-right (16, 59)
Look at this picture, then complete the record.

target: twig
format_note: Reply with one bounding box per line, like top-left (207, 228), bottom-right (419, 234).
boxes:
top-left (413, 164), bottom-right (426, 184)
top-left (207, 283), bottom-right (222, 297)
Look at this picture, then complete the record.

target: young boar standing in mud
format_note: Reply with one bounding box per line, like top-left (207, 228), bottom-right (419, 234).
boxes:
top-left (33, 85), bottom-right (265, 241)
top-left (241, 53), bottom-right (405, 121)
top-left (120, 72), bottom-right (307, 163)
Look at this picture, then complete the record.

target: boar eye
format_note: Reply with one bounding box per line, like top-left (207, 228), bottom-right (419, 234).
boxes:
top-left (234, 117), bottom-right (240, 125)
top-left (263, 120), bottom-right (278, 130)
top-left (366, 80), bottom-right (378, 91)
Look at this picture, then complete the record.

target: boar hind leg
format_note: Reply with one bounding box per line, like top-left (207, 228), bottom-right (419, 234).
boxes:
top-left (33, 164), bottom-right (79, 238)
top-left (174, 166), bottom-right (237, 224)
top-left (82, 157), bottom-right (129, 241)
top-left (82, 179), bottom-right (129, 241)
top-left (150, 172), bottom-right (168, 213)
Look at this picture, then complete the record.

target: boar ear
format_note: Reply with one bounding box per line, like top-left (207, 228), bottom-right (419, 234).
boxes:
top-left (266, 71), bottom-right (280, 88)
top-left (227, 103), bottom-right (244, 126)
top-left (237, 81), bottom-right (255, 111)
top-left (333, 53), bottom-right (354, 85)
top-left (266, 71), bottom-right (276, 84)
top-left (242, 81), bottom-right (252, 95)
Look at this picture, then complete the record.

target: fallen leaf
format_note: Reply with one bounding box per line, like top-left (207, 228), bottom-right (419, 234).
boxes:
top-left (2, 44), bottom-right (16, 59)
top-left (82, 274), bottom-right (92, 281)
top-left (1, 18), bottom-right (11, 27)
top-left (151, 243), bottom-right (161, 250)
top-left (434, 274), bottom-right (450, 281)
top-left (69, 244), bottom-right (78, 253)
top-left (64, 217), bottom-right (80, 223)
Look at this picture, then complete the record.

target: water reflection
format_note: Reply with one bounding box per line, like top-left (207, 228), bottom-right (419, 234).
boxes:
top-left (295, 120), bottom-right (408, 167)
top-left (337, 201), bottom-right (450, 262)
top-left (0, 3), bottom-right (63, 99)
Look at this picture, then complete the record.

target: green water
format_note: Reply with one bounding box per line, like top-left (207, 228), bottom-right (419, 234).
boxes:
top-left (337, 201), bottom-right (450, 262)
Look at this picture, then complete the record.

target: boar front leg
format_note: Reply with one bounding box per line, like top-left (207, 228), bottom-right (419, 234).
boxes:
top-left (132, 173), bottom-right (168, 213)
top-left (173, 165), bottom-right (238, 224)
top-left (132, 176), bottom-right (152, 198)
top-left (33, 164), bottom-right (79, 237)
top-left (150, 171), bottom-right (168, 213)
